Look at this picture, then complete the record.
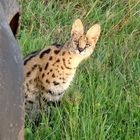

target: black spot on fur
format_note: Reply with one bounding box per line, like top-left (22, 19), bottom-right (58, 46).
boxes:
top-left (26, 71), bottom-right (31, 77)
top-left (68, 60), bottom-right (71, 65)
top-left (61, 66), bottom-right (64, 70)
top-left (54, 50), bottom-right (60, 55)
top-left (24, 55), bottom-right (35, 65)
top-left (32, 64), bottom-right (38, 70)
top-left (62, 51), bottom-right (66, 55)
top-left (44, 63), bottom-right (49, 70)
top-left (25, 95), bottom-right (28, 98)
top-left (56, 59), bottom-right (60, 63)
top-left (52, 73), bottom-right (55, 78)
top-left (39, 67), bottom-right (42, 72)
top-left (62, 77), bottom-right (65, 80)
top-left (43, 97), bottom-right (47, 102)
top-left (62, 58), bottom-right (72, 69)
top-left (49, 56), bottom-right (53, 60)
top-left (28, 100), bottom-right (34, 104)
top-left (47, 90), bottom-right (54, 95)
top-left (47, 90), bottom-right (63, 96)
top-left (42, 73), bottom-right (45, 78)
top-left (41, 86), bottom-right (45, 90)
top-left (46, 79), bottom-right (50, 83)
top-left (39, 48), bottom-right (51, 58)
top-left (24, 50), bottom-right (40, 65)
top-left (53, 59), bottom-right (60, 66)
top-left (26, 65), bottom-right (38, 77)
top-left (53, 81), bottom-right (60, 85)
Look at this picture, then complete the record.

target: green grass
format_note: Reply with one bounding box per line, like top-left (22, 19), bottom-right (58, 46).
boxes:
top-left (18, 0), bottom-right (140, 139)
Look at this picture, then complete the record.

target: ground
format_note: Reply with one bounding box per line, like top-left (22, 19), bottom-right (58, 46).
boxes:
top-left (18, 0), bottom-right (140, 139)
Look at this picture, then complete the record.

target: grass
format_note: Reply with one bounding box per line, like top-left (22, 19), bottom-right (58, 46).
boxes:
top-left (18, 0), bottom-right (140, 139)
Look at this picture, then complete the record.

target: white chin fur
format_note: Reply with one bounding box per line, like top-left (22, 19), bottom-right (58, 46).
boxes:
top-left (80, 50), bottom-right (86, 55)
top-left (75, 49), bottom-right (86, 55)
top-left (75, 50), bottom-right (79, 54)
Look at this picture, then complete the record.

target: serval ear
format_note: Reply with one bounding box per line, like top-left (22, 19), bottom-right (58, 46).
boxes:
top-left (86, 24), bottom-right (101, 45)
top-left (71, 19), bottom-right (84, 41)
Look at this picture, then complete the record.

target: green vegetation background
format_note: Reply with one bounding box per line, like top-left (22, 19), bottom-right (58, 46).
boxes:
top-left (18, 0), bottom-right (140, 139)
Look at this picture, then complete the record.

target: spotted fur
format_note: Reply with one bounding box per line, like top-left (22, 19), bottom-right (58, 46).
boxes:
top-left (24, 19), bottom-right (101, 119)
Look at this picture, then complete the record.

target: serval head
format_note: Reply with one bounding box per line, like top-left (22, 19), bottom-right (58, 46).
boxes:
top-left (66, 19), bottom-right (101, 62)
